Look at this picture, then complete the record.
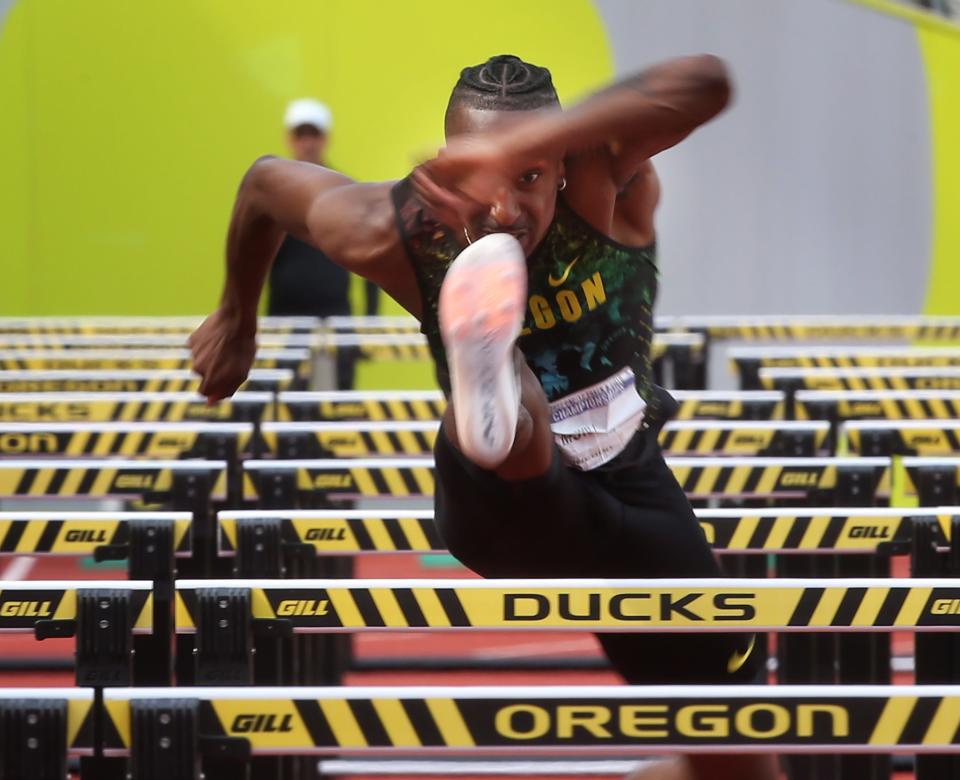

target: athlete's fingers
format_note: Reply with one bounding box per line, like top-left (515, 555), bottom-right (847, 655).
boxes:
top-left (411, 168), bottom-right (477, 232)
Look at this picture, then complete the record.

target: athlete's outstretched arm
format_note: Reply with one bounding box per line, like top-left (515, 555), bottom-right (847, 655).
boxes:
top-left (540, 54), bottom-right (733, 184)
top-left (415, 55), bottom-right (730, 236)
top-left (189, 157), bottom-right (404, 401)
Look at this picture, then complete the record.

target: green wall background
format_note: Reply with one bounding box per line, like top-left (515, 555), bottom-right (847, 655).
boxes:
top-left (0, 0), bottom-right (613, 316)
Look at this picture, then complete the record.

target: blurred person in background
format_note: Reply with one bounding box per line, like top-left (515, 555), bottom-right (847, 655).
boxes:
top-left (268, 97), bottom-right (380, 389)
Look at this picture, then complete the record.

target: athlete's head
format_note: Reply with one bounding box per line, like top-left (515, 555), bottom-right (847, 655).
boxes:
top-left (445, 55), bottom-right (562, 254)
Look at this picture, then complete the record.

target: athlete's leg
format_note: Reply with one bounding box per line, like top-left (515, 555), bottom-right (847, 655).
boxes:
top-left (441, 355), bottom-right (553, 481)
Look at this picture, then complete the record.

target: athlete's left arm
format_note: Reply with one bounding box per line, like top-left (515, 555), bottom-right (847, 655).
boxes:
top-left (521, 54), bottom-right (733, 188)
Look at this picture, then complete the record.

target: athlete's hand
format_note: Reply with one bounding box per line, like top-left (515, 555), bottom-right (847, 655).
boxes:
top-left (188, 307), bottom-right (257, 403)
top-left (411, 135), bottom-right (514, 232)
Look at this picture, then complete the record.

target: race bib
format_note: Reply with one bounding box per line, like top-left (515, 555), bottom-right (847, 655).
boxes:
top-left (549, 366), bottom-right (647, 471)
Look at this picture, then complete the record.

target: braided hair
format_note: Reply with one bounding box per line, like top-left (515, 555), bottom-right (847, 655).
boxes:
top-left (446, 54), bottom-right (559, 123)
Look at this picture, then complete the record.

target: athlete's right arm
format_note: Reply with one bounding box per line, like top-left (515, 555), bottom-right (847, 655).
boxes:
top-left (189, 156), bottom-right (406, 401)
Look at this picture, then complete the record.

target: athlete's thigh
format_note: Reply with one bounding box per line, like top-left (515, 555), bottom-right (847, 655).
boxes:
top-left (433, 423), bottom-right (622, 578)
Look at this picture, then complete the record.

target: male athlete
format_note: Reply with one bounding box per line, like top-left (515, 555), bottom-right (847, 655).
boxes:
top-left (190, 54), bottom-right (777, 780)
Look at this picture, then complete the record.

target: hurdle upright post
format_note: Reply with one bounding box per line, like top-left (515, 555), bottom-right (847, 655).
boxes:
top-left (833, 466), bottom-right (892, 780)
top-left (912, 516), bottom-right (960, 780)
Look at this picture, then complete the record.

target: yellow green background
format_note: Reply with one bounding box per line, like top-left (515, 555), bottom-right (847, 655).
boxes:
top-left (0, 0), bottom-right (612, 319)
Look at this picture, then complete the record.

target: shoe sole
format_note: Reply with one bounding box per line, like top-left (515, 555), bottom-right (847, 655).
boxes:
top-left (439, 233), bottom-right (527, 470)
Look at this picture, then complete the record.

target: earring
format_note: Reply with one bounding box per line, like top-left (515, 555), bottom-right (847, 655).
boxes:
top-left (463, 225), bottom-right (473, 245)
top-left (558, 177), bottom-right (567, 192)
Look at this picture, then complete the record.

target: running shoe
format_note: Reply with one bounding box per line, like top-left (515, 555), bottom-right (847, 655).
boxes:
top-left (439, 233), bottom-right (527, 469)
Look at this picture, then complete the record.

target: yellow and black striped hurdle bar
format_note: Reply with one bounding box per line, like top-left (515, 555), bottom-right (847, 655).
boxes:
top-left (173, 576), bottom-right (960, 634)
top-left (318, 332), bottom-right (708, 389)
top-left (903, 457), bottom-right (960, 507)
top-left (0, 315), bottom-right (321, 334)
top-left (845, 420), bottom-right (960, 457)
top-left (19, 683), bottom-right (960, 770)
top-left (732, 346), bottom-right (960, 389)
top-left (172, 575), bottom-right (960, 688)
top-left (795, 389), bottom-right (960, 423)
top-left (656, 314), bottom-right (960, 341)
top-left (216, 508), bottom-right (959, 570)
top-left (0, 422), bottom-right (254, 459)
top-left (0, 512), bottom-right (192, 686)
top-left (0, 459), bottom-right (227, 501)
top-left (0, 368), bottom-right (294, 394)
top-left (0, 459), bottom-right (225, 581)
top-left (0, 511), bottom-right (192, 558)
top-left (316, 332), bottom-right (703, 364)
top-left (0, 333), bottom-right (318, 351)
top-left (0, 581), bottom-right (153, 688)
top-left (758, 367), bottom-right (960, 395)
top-left (274, 389), bottom-right (787, 422)
top-left (0, 391), bottom-right (271, 423)
top-left (0, 421), bottom-right (256, 506)
top-left (241, 456), bottom-right (892, 503)
top-left (257, 419), bottom-right (830, 458)
top-left (324, 314), bottom-right (421, 333)
top-left (0, 348), bottom-right (313, 383)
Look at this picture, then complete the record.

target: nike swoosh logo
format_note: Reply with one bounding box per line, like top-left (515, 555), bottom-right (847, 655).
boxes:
top-left (727, 635), bottom-right (756, 675)
top-left (547, 255), bottom-right (581, 287)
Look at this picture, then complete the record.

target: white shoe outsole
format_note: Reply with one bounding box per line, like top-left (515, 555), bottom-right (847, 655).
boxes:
top-left (439, 233), bottom-right (527, 470)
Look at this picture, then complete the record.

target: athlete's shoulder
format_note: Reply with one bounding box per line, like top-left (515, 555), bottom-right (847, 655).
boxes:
top-left (562, 149), bottom-right (657, 248)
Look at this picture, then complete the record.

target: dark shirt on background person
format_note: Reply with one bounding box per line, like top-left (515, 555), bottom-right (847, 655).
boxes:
top-left (267, 98), bottom-right (380, 388)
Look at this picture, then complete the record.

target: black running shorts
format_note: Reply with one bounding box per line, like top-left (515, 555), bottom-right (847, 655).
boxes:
top-left (433, 419), bottom-right (761, 685)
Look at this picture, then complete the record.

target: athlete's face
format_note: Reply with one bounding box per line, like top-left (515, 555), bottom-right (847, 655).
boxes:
top-left (445, 106), bottom-right (563, 256)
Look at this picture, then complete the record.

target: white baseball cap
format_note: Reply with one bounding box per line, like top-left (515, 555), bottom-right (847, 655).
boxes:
top-left (284, 98), bottom-right (333, 132)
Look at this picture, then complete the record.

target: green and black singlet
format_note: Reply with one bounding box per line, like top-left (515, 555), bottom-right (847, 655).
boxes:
top-left (391, 177), bottom-right (675, 471)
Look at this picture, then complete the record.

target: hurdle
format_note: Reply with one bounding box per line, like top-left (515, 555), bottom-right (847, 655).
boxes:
top-left (172, 576), bottom-right (960, 691)
top-left (670, 390), bottom-right (786, 420)
top-left (0, 510), bottom-right (194, 687)
top-left (258, 419), bottom-right (829, 458)
top-left (0, 581), bottom-right (153, 686)
top-left (0, 315), bottom-right (321, 334)
top-left (0, 460), bottom-right (223, 683)
top-left (0, 391), bottom-right (271, 423)
top-left (758, 366), bottom-right (960, 395)
top-left (0, 368), bottom-right (294, 394)
top-left (241, 456), bottom-right (892, 504)
top-left (658, 420), bottom-right (830, 456)
top-left (0, 421), bottom-right (253, 503)
top-left (796, 389), bottom-right (960, 424)
top-left (0, 333), bottom-right (317, 350)
top-left (0, 511), bottom-right (192, 560)
top-left (216, 508), bottom-right (960, 568)
top-left (316, 332), bottom-right (708, 390)
top-left (0, 348), bottom-right (313, 385)
top-left (331, 314), bottom-right (960, 342)
top-left (655, 313), bottom-right (960, 341)
top-left (0, 422), bottom-right (253, 458)
top-left (7, 684), bottom-right (960, 779)
top-left (845, 419), bottom-right (960, 456)
top-left (731, 346), bottom-right (960, 389)
top-left (275, 389), bottom-right (788, 423)
top-left (0, 459), bottom-right (225, 578)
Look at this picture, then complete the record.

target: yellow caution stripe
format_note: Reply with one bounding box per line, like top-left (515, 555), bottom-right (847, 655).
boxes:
top-left (0, 460), bottom-right (226, 499)
top-left (0, 512), bottom-right (192, 555)
top-left (98, 684), bottom-right (960, 752)
top-left (242, 458), bottom-right (890, 500)
top-left (173, 577), bottom-right (960, 632)
top-left (0, 582), bottom-right (153, 630)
